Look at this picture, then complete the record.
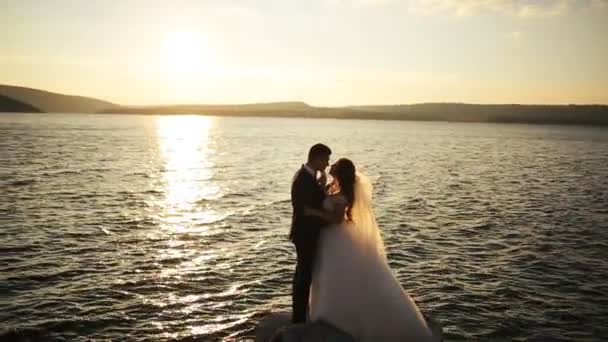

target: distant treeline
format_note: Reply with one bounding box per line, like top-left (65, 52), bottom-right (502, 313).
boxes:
top-left (2, 84), bottom-right (607, 126)
top-left (102, 103), bottom-right (608, 126)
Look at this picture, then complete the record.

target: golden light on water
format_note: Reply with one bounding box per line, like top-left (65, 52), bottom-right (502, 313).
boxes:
top-left (156, 115), bottom-right (222, 231)
top-left (153, 116), bottom-right (250, 337)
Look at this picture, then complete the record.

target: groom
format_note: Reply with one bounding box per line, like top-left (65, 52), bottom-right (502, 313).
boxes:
top-left (290, 143), bottom-right (331, 323)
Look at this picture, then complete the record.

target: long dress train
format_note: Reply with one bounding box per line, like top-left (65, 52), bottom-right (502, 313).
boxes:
top-left (309, 176), bottom-right (435, 342)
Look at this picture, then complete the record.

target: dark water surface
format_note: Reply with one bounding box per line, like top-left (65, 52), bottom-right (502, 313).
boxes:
top-left (1, 114), bottom-right (607, 341)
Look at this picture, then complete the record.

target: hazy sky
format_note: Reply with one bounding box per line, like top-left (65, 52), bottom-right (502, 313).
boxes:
top-left (2, 0), bottom-right (607, 106)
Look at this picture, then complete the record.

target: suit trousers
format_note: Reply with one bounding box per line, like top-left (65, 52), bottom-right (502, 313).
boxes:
top-left (291, 239), bottom-right (317, 323)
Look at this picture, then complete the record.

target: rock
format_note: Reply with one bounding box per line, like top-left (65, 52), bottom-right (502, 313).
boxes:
top-left (255, 312), bottom-right (291, 342)
top-left (255, 311), bottom-right (354, 342)
top-left (255, 311), bottom-right (443, 342)
top-left (424, 313), bottom-right (444, 341)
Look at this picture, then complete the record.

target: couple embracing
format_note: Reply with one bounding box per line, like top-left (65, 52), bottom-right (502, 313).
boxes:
top-left (289, 143), bottom-right (435, 341)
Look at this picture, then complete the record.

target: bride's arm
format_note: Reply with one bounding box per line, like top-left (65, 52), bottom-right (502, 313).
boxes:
top-left (303, 201), bottom-right (346, 224)
top-left (324, 180), bottom-right (338, 195)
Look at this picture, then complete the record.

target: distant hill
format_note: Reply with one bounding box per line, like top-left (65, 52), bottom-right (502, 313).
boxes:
top-left (104, 102), bottom-right (608, 125)
top-left (346, 103), bottom-right (608, 125)
top-left (0, 94), bottom-right (42, 113)
top-left (2, 85), bottom-right (608, 125)
top-left (101, 101), bottom-right (318, 116)
top-left (0, 85), bottom-right (117, 113)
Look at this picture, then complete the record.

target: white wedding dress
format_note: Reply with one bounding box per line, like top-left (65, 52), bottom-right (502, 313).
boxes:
top-left (309, 173), bottom-right (435, 342)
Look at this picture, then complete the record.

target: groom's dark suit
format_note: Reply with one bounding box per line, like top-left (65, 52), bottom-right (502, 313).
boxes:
top-left (290, 165), bottom-right (327, 323)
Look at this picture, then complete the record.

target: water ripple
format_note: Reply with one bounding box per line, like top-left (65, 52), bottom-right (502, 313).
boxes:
top-left (1, 114), bottom-right (608, 341)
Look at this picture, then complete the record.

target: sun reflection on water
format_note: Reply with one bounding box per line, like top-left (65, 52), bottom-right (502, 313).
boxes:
top-left (156, 115), bottom-right (223, 230)
top-left (153, 115), bottom-right (249, 338)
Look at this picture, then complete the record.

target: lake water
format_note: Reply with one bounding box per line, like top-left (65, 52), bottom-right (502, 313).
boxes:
top-left (1, 114), bottom-right (608, 341)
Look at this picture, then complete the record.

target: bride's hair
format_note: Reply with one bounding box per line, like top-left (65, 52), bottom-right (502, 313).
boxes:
top-left (333, 158), bottom-right (356, 220)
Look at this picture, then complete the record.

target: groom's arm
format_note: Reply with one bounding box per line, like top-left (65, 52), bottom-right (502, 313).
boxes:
top-left (292, 173), bottom-right (305, 211)
top-left (294, 175), bottom-right (330, 225)
top-left (303, 201), bottom-right (345, 224)
top-left (292, 173), bottom-right (316, 213)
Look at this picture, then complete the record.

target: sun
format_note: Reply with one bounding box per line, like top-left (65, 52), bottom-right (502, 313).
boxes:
top-left (162, 30), bottom-right (209, 78)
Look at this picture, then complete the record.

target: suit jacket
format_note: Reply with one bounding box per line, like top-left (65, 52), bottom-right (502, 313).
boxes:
top-left (289, 166), bottom-right (327, 245)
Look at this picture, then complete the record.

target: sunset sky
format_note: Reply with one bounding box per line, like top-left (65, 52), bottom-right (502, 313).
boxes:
top-left (2, 0), bottom-right (607, 106)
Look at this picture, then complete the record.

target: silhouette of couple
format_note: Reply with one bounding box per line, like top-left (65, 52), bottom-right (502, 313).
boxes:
top-left (289, 143), bottom-right (436, 341)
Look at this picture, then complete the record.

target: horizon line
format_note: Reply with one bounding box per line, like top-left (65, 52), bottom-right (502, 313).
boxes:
top-left (2, 83), bottom-right (608, 108)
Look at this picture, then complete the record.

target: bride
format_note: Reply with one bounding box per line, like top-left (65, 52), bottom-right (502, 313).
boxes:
top-left (304, 158), bottom-right (436, 341)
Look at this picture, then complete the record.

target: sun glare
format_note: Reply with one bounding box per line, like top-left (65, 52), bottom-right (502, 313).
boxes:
top-left (156, 116), bottom-right (223, 232)
top-left (162, 30), bottom-right (210, 78)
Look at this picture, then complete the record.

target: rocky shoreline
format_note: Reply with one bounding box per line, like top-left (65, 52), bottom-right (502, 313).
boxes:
top-left (254, 311), bottom-right (443, 342)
